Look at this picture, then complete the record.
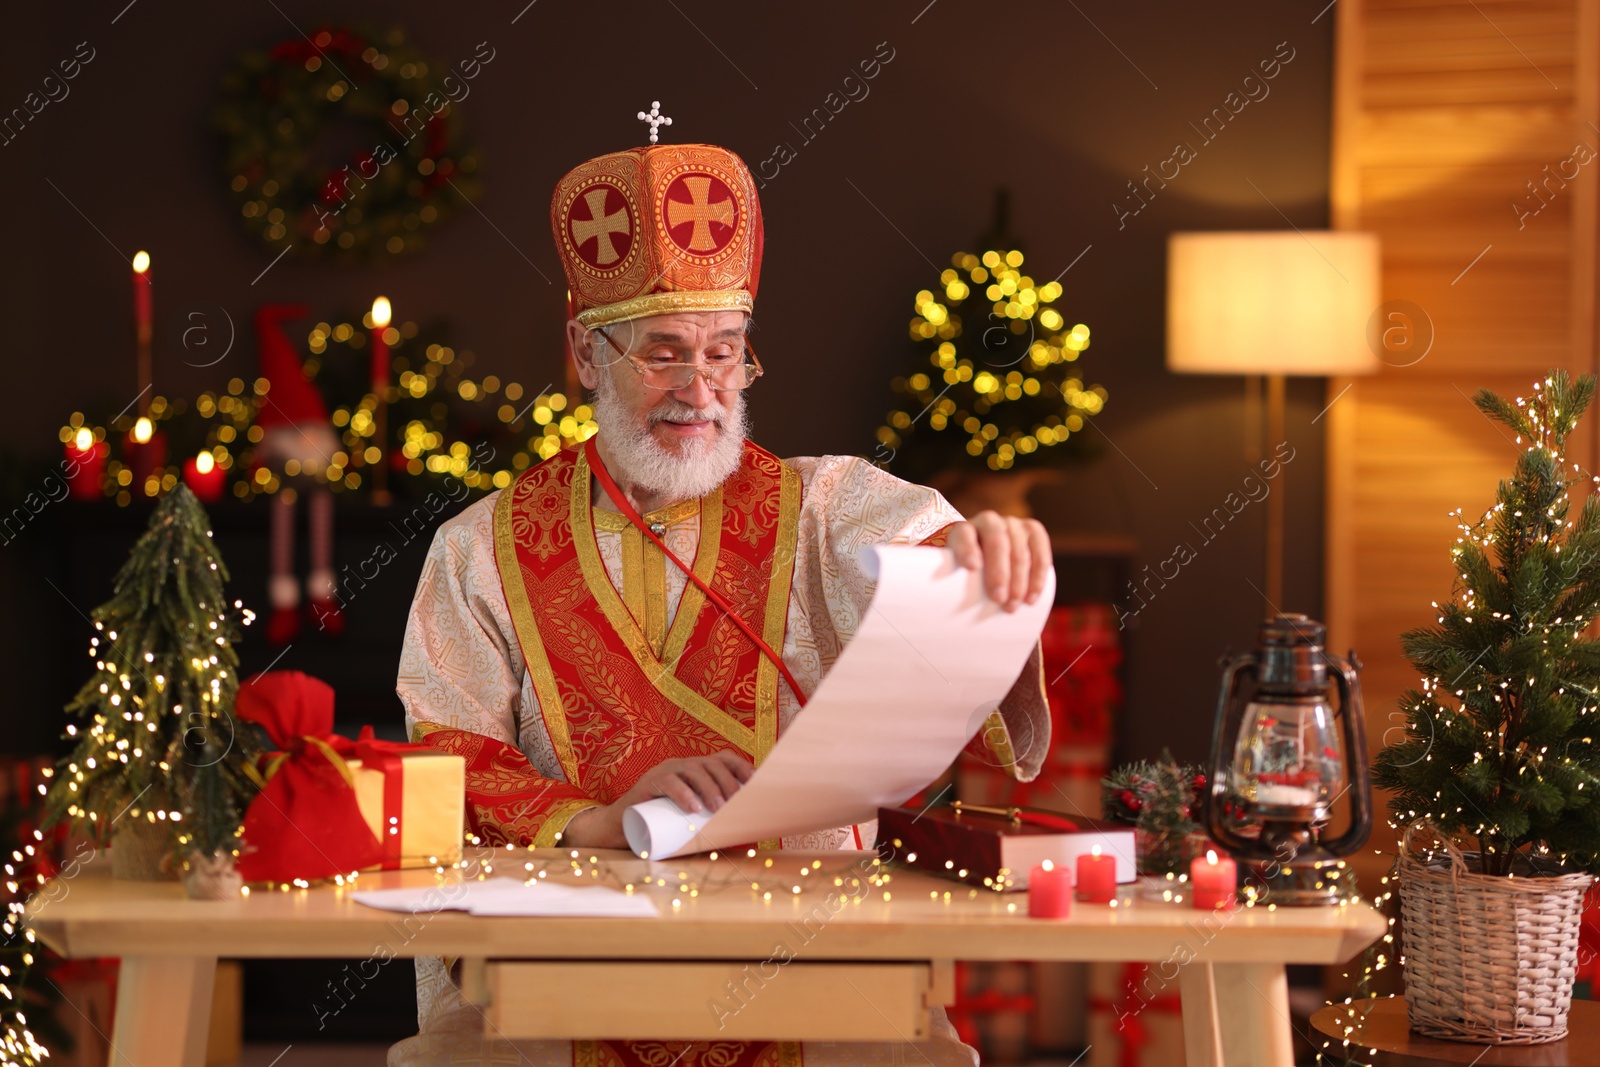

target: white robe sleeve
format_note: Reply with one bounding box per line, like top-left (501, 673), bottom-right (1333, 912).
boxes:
top-left (396, 493), bottom-right (523, 746)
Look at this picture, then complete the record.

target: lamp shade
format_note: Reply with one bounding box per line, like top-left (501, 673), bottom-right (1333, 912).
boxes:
top-left (1166, 231), bottom-right (1381, 376)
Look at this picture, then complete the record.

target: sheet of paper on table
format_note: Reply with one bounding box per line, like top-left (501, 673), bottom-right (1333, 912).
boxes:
top-left (352, 877), bottom-right (659, 917)
top-left (623, 544), bottom-right (1054, 860)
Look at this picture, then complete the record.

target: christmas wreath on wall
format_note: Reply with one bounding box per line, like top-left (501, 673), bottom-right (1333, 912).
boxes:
top-left (213, 25), bottom-right (486, 260)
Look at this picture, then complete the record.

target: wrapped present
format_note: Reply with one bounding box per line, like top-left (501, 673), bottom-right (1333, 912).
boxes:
top-left (236, 671), bottom-right (464, 883)
top-left (1088, 961), bottom-right (1183, 1067)
top-left (948, 960), bottom-right (1035, 1064)
top-left (1041, 603), bottom-right (1122, 747)
top-left (346, 742), bottom-right (466, 871)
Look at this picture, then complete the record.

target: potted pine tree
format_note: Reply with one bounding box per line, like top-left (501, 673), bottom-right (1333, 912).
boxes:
top-left (1373, 371), bottom-right (1600, 1044)
top-left (43, 486), bottom-right (264, 898)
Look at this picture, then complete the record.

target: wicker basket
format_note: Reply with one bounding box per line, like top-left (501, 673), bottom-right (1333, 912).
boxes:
top-left (1398, 821), bottom-right (1593, 1044)
top-left (110, 818), bottom-right (173, 881)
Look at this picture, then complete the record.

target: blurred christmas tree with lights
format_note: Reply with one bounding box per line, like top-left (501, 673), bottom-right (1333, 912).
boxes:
top-left (876, 194), bottom-right (1106, 481)
top-left (1373, 370), bottom-right (1600, 877)
top-left (59, 308), bottom-right (595, 506)
top-left (42, 486), bottom-right (264, 879)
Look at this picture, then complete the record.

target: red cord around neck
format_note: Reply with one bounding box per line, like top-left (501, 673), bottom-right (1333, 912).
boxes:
top-left (583, 437), bottom-right (808, 708)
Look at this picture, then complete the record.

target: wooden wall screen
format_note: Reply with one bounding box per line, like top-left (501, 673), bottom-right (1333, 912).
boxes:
top-left (1327, 0), bottom-right (1599, 874)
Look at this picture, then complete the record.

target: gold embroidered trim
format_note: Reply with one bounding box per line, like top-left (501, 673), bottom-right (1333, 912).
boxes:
top-left (410, 720), bottom-right (454, 745)
top-left (574, 1041), bottom-right (599, 1067)
top-left (570, 453), bottom-right (756, 754)
top-left (660, 486), bottom-right (723, 668)
top-left (591, 496), bottom-right (700, 532)
top-left (620, 525), bottom-right (647, 635)
top-left (494, 471), bottom-right (583, 787)
top-left (575, 288), bottom-right (753, 328)
top-left (981, 708), bottom-right (1018, 775)
top-left (645, 535), bottom-right (668, 657)
top-left (534, 799), bottom-right (600, 848)
top-left (753, 461), bottom-right (801, 766)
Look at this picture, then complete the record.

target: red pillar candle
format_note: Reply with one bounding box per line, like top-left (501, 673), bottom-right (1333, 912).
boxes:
top-left (124, 417), bottom-right (167, 490)
top-left (369, 296), bottom-right (392, 392)
top-left (1190, 849), bottom-right (1238, 911)
top-left (132, 251), bottom-right (152, 416)
top-left (183, 451), bottom-right (225, 502)
top-left (1027, 859), bottom-right (1074, 919)
top-left (369, 295), bottom-right (393, 505)
top-left (1075, 845), bottom-right (1117, 904)
top-left (65, 428), bottom-right (107, 500)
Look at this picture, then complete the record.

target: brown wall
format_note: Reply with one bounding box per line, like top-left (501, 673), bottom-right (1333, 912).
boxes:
top-left (0, 1), bottom-right (1336, 764)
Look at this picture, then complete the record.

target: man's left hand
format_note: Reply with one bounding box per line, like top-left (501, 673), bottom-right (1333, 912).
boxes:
top-left (948, 512), bottom-right (1053, 612)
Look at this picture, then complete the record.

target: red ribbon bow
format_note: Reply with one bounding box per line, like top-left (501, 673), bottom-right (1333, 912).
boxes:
top-left (236, 671), bottom-right (409, 883)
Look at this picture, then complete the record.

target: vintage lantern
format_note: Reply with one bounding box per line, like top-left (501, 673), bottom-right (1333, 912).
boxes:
top-left (1205, 613), bottom-right (1372, 905)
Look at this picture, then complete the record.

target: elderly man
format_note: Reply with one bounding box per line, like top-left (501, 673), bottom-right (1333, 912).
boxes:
top-left (389, 138), bottom-right (1053, 1067)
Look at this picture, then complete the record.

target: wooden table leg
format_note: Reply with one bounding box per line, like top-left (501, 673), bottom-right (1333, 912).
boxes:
top-left (1178, 963), bottom-right (1225, 1067)
top-left (1214, 961), bottom-right (1295, 1067)
top-left (111, 956), bottom-right (216, 1067)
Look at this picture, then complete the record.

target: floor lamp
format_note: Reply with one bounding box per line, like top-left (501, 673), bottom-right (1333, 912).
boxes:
top-left (1166, 231), bottom-right (1380, 615)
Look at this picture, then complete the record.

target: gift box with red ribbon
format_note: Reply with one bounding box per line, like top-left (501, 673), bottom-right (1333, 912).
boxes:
top-left (236, 671), bottom-right (464, 883)
top-left (1088, 961), bottom-right (1184, 1067)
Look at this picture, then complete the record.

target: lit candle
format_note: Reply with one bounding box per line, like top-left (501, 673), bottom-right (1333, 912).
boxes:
top-left (1075, 844), bottom-right (1117, 904)
top-left (65, 427), bottom-right (107, 500)
top-left (132, 251), bottom-right (152, 415)
top-left (1027, 859), bottom-right (1073, 919)
top-left (369, 296), bottom-right (393, 505)
top-left (369, 296), bottom-right (392, 393)
top-left (183, 451), bottom-right (225, 503)
top-left (125, 415), bottom-right (166, 490)
top-left (1190, 849), bottom-right (1238, 911)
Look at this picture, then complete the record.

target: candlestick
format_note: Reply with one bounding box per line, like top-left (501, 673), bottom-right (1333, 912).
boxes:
top-left (369, 296), bottom-right (392, 505)
top-left (132, 251), bottom-right (152, 416)
top-left (1027, 859), bottom-right (1073, 919)
top-left (183, 451), bottom-right (225, 503)
top-left (124, 417), bottom-right (166, 492)
top-left (1190, 849), bottom-right (1238, 911)
top-left (1075, 844), bottom-right (1117, 904)
top-left (65, 428), bottom-right (107, 500)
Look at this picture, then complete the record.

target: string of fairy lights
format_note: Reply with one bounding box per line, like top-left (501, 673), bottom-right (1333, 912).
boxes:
top-left (60, 309), bottom-right (596, 506)
top-left (877, 248), bottom-right (1106, 473)
top-left (1, 830), bottom-right (48, 1066)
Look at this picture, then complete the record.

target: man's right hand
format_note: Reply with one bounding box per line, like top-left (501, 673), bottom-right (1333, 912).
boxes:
top-left (559, 751), bottom-right (754, 850)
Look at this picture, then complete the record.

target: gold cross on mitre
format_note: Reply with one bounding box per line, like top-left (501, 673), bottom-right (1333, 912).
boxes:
top-left (637, 101), bottom-right (673, 145)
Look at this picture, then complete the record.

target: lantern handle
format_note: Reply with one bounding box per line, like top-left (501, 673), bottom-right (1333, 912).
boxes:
top-left (1316, 651), bottom-right (1373, 857)
top-left (1205, 651), bottom-right (1258, 855)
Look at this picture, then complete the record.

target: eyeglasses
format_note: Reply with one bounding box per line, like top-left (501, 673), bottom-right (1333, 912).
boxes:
top-left (591, 327), bottom-right (765, 392)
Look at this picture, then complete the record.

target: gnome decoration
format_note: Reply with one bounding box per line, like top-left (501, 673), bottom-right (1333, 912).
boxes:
top-left (254, 304), bottom-right (343, 644)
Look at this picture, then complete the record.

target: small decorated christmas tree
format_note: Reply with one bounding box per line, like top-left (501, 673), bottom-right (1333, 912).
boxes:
top-left (1102, 750), bottom-right (1204, 876)
top-left (44, 487), bottom-right (263, 886)
top-left (1374, 371), bottom-right (1600, 876)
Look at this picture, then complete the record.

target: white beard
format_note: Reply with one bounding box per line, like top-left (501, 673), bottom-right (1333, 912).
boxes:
top-left (591, 370), bottom-right (749, 503)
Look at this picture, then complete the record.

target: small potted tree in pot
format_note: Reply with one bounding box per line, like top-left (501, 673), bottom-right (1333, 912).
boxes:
top-left (1374, 370), bottom-right (1600, 1044)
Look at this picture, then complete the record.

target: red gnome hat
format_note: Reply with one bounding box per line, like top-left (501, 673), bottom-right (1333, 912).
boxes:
top-left (254, 304), bottom-right (330, 428)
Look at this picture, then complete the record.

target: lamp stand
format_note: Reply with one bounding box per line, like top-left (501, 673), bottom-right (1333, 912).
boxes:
top-left (1265, 373), bottom-right (1286, 616)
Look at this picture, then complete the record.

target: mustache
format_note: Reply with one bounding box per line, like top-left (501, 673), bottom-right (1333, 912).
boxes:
top-left (646, 400), bottom-right (726, 426)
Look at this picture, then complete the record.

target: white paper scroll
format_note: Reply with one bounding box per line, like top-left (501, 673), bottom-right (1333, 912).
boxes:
top-left (623, 544), bottom-right (1054, 860)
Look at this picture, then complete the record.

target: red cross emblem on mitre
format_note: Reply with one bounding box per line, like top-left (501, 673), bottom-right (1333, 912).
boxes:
top-left (551, 143), bottom-right (763, 328)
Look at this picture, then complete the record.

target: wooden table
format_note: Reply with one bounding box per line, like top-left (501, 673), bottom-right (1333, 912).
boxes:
top-left (1311, 997), bottom-right (1600, 1065)
top-left (28, 848), bottom-right (1385, 1067)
